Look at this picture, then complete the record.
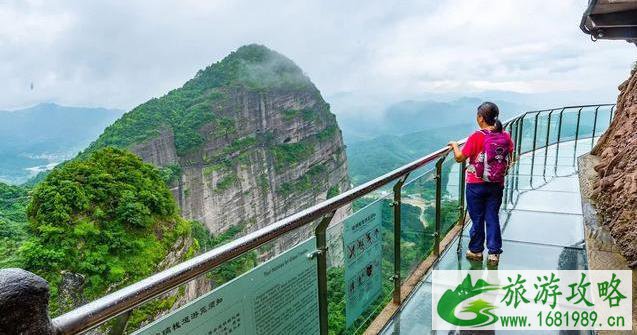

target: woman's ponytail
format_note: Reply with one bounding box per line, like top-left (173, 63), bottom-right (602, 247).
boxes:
top-left (493, 119), bottom-right (503, 133)
top-left (477, 102), bottom-right (503, 133)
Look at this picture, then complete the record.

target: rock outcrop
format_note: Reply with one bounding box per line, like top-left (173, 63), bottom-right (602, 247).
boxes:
top-left (89, 44), bottom-right (350, 251)
top-left (591, 66), bottom-right (637, 265)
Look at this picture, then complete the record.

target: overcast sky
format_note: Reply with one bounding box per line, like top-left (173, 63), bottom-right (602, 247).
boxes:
top-left (1, 0), bottom-right (635, 114)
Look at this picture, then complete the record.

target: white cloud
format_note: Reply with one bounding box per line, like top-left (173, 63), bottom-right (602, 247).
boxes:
top-left (0, 0), bottom-right (633, 113)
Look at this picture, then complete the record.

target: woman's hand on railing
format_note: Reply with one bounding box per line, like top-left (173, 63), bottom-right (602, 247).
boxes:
top-left (448, 141), bottom-right (466, 163)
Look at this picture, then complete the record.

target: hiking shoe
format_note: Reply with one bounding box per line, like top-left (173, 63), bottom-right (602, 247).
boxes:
top-left (487, 254), bottom-right (500, 266)
top-left (465, 250), bottom-right (483, 261)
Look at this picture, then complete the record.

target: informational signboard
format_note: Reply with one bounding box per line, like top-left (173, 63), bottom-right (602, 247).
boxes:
top-left (134, 238), bottom-right (319, 335)
top-left (342, 201), bottom-right (383, 327)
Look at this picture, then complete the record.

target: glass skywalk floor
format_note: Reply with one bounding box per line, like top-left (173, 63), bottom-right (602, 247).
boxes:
top-left (380, 139), bottom-right (593, 335)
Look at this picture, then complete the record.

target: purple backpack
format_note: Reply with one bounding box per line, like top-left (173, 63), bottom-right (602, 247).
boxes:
top-left (472, 130), bottom-right (510, 183)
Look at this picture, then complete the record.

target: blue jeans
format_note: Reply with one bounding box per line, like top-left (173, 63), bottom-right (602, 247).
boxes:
top-left (466, 183), bottom-right (504, 255)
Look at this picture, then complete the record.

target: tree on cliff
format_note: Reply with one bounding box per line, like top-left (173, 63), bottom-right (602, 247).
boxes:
top-left (19, 147), bottom-right (192, 315)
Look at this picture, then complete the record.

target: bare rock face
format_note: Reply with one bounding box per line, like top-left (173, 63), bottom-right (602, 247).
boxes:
top-left (57, 271), bottom-right (86, 312)
top-left (591, 67), bottom-right (637, 265)
top-left (112, 45), bottom-right (350, 243)
top-left (168, 88), bottom-right (349, 234)
top-left (130, 128), bottom-right (179, 167)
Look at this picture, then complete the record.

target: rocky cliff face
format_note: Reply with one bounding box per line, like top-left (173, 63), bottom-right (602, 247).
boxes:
top-left (591, 65), bottom-right (637, 265)
top-left (89, 45), bottom-right (350, 247)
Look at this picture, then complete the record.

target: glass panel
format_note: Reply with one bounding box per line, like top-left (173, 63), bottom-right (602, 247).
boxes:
top-left (547, 110), bottom-right (561, 146)
top-left (513, 190), bottom-right (582, 215)
top-left (379, 281), bottom-right (433, 334)
top-left (401, 169), bottom-right (436, 280)
top-left (533, 112), bottom-right (550, 151)
top-left (326, 195), bottom-right (393, 334)
top-left (502, 210), bottom-right (584, 247)
top-left (116, 222), bottom-right (312, 334)
top-left (377, 107), bottom-right (613, 335)
top-left (576, 106), bottom-right (597, 140)
top-left (133, 237), bottom-right (319, 335)
top-left (434, 238), bottom-right (587, 271)
top-left (508, 175), bottom-right (580, 193)
top-left (557, 107), bottom-right (580, 142)
top-left (520, 112), bottom-right (538, 154)
top-left (439, 157), bottom-right (461, 235)
top-left (593, 105), bottom-right (613, 138)
top-left (512, 162), bottom-right (578, 177)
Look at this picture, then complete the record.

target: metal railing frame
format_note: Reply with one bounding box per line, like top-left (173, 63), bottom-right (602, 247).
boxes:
top-left (49, 103), bottom-right (615, 335)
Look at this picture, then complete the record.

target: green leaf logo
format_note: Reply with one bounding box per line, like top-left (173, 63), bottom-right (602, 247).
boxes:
top-left (437, 274), bottom-right (500, 327)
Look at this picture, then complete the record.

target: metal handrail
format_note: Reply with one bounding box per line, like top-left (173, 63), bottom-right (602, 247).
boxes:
top-left (52, 139), bottom-right (464, 334)
top-left (51, 104), bottom-right (615, 334)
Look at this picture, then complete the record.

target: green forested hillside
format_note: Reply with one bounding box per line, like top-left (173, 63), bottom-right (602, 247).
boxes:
top-left (347, 124), bottom-right (474, 184)
top-left (18, 148), bottom-right (192, 314)
top-left (87, 44), bottom-right (314, 156)
top-left (0, 146), bottom-right (257, 324)
top-left (0, 182), bottom-right (29, 268)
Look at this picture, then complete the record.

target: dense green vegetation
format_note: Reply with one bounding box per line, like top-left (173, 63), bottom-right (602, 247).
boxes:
top-left (159, 164), bottom-right (182, 184)
top-left (327, 185), bottom-right (340, 198)
top-left (215, 173), bottom-right (238, 193)
top-left (271, 141), bottom-right (315, 171)
top-left (270, 125), bottom-right (339, 172)
top-left (19, 147), bottom-right (191, 315)
top-left (326, 192), bottom-right (460, 334)
top-left (0, 140), bottom-right (261, 327)
top-left (278, 165), bottom-right (326, 197)
top-left (282, 107), bottom-right (319, 122)
top-left (0, 182), bottom-right (29, 268)
top-left (87, 44), bottom-right (314, 156)
top-left (347, 124), bottom-right (473, 185)
top-left (190, 221), bottom-right (258, 285)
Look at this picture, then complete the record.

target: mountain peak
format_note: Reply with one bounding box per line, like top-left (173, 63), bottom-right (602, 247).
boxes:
top-left (186, 44), bottom-right (311, 91)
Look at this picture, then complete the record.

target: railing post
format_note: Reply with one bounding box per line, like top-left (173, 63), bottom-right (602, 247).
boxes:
top-left (591, 106), bottom-right (600, 148)
top-left (506, 121), bottom-right (516, 209)
top-left (434, 155), bottom-right (448, 257)
top-left (0, 269), bottom-right (55, 334)
top-left (514, 118), bottom-right (523, 192)
top-left (513, 118), bottom-right (520, 161)
top-left (530, 112), bottom-right (540, 182)
top-left (554, 109), bottom-right (565, 169)
top-left (314, 211), bottom-right (336, 335)
top-left (506, 120), bottom-right (515, 205)
top-left (456, 160), bottom-right (468, 256)
top-left (458, 160), bottom-right (466, 220)
top-left (573, 107), bottom-right (583, 166)
top-left (391, 174), bottom-right (409, 304)
top-left (543, 109), bottom-right (555, 178)
top-left (516, 117), bottom-right (524, 157)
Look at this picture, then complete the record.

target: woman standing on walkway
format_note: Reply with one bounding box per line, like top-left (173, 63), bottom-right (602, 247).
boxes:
top-left (448, 102), bottom-right (514, 266)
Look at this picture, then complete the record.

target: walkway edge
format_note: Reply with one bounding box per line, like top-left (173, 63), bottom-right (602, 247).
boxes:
top-left (364, 219), bottom-right (466, 334)
top-left (578, 154), bottom-right (636, 334)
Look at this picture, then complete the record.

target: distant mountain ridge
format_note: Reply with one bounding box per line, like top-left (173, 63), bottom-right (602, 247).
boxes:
top-left (0, 103), bottom-right (123, 184)
top-left (347, 123), bottom-right (475, 185)
top-left (337, 97), bottom-right (525, 143)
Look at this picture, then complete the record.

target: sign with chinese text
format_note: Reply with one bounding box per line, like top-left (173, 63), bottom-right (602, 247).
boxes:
top-left (134, 238), bottom-right (319, 335)
top-left (343, 201), bottom-right (383, 327)
top-left (432, 270), bottom-right (632, 331)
